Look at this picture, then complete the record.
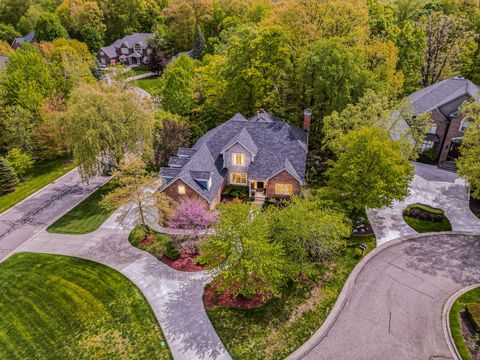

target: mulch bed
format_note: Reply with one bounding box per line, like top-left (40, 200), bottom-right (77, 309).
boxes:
top-left (203, 281), bottom-right (270, 309)
top-left (140, 236), bottom-right (156, 245)
top-left (160, 253), bottom-right (205, 272)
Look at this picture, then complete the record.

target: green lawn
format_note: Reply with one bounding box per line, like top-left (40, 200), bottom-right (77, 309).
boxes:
top-left (0, 252), bottom-right (171, 360)
top-left (403, 203), bottom-right (452, 233)
top-left (130, 77), bottom-right (161, 94)
top-left (116, 66), bottom-right (150, 80)
top-left (47, 180), bottom-right (118, 234)
top-left (206, 235), bottom-right (376, 360)
top-left (403, 215), bottom-right (452, 232)
top-left (449, 287), bottom-right (480, 360)
top-left (128, 225), bottom-right (177, 260)
top-left (0, 159), bottom-right (76, 214)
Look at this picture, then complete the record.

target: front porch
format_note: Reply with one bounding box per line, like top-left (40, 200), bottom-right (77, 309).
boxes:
top-left (249, 180), bottom-right (267, 206)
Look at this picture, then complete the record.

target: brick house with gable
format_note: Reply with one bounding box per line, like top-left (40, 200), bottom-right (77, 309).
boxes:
top-left (96, 33), bottom-right (154, 66)
top-left (408, 76), bottom-right (479, 171)
top-left (160, 110), bottom-right (311, 209)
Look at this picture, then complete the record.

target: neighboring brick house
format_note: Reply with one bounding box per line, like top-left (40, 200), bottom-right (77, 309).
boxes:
top-left (160, 110), bottom-right (310, 209)
top-left (96, 33), bottom-right (154, 66)
top-left (11, 32), bottom-right (34, 50)
top-left (408, 77), bottom-right (479, 170)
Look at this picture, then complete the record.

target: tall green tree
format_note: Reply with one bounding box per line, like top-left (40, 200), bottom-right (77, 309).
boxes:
top-left (420, 12), bottom-right (477, 86)
top-left (5, 148), bottom-right (33, 181)
top-left (326, 126), bottom-right (414, 211)
top-left (322, 90), bottom-right (430, 159)
top-left (271, 197), bottom-right (351, 265)
top-left (198, 201), bottom-right (290, 298)
top-left (457, 101), bottom-right (480, 198)
top-left (64, 83), bottom-right (155, 180)
top-left (157, 54), bottom-right (198, 116)
top-left (0, 43), bottom-right (55, 112)
top-left (191, 25), bottom-right (206, 60)
top-left (34, 13), bottom-right (68, 42)
top-left (146, 31), bottom-right (171, 75)
top-left (0, 157), bottom-right (18, 195)
top-left (0, 23), bottom-right (20, 43)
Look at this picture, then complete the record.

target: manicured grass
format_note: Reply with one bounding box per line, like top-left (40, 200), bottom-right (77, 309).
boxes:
top-left (403, 215), bottom-right (452, 232)
top-left (403, 203), bottom-right (452, 233)
top-left (116, 66), bottom-right (150, 80)
top-left (206, 235), bottom-right (376, 359)
top-left (128, 225), bottom-right (175, 260)
top-left (0, 159), bottom-right (76, 214)
top-left (130, 77), bottom-right (161, 94)
top-left (449, 287), bottom-right (480, 360)
top-left (0, 252), bottom-right (171, 359)
top-left (46, 180), bottom-right (118, 234)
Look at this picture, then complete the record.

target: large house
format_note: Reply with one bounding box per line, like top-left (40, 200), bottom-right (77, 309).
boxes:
top-left (96, 33), bottom-right (155, 66)
top-left (11, 32), bottom-right (34, 50)
top-left (410, 76), bottom-right (479, 170)
top-left (160, 110), bottom-right (310, 209)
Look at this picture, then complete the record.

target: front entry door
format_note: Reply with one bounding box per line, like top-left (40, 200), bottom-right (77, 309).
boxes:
top-left (257, 181), bottom-right (264, 189)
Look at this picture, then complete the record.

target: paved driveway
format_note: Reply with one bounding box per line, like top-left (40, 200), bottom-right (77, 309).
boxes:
top-left (16, 223), bottom-right (231, 360)
top-left (288, 232), bottom-right (480, 360)
top-left (0, 168), bottom-right (109, 260)
top-left (368, 162), bottom-right (480, 245)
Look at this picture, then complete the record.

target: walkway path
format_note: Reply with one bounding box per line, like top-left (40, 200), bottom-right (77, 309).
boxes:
top-left (287, 232), bottom-right (480, 360)
top-left (367, 162), bottom-right (480, 245)
top-left (14, 212), bottom-right (231, 360)
top-left (0, 168), bottom-right (109, 261)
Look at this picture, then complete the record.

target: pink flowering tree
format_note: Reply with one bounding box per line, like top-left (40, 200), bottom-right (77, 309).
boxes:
top-left (169, 199), bottom-right (219, 252)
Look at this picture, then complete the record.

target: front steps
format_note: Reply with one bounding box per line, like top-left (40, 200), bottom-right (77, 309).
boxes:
top-left (438, 160), bottom-right (458, 172)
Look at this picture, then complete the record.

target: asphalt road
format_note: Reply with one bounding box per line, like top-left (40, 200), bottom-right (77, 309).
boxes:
top-left (290, 233), bottom-right (480, 360)
top-left (0, 168), bottom-right (110, 261)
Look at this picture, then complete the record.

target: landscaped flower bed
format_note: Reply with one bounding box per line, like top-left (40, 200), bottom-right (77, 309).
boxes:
top-left (160, 250), bottom-right (205, 272)
top-left (203, 281), bottom-right (270, 309)
top-left (402, 203), bottom-right (452, 232)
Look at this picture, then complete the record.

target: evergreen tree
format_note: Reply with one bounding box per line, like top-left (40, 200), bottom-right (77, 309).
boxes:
top-left (191, 25), bottom-right (205, 60)
top-left (0, 157), bottom-right (18, 195)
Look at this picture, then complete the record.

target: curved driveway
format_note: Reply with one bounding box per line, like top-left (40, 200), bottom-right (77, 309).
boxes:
top-left (288, 232), bottom-right (480, 360)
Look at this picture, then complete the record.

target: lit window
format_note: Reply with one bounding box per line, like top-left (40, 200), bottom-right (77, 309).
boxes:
top-left (460, 119), bottom-right (471, 132)
top-left (275, 184), bottom-right (293, 195)
top-left (232, 153), bottom-right (245, 166)
top-left (230, 172), bottom-right (247, 185)
top-left (429, 123), bottom-right (437, 134)
top-left (178, 184), bottom-right (186, 194)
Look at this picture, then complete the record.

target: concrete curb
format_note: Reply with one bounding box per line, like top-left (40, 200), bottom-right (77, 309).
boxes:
top-left (442, 283), bottom-right (480, 360)
top-left (286, 231), bottom-right (480, 360)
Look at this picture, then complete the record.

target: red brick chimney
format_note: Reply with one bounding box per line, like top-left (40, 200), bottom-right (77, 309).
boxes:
top-left (303, 109), bottom-right (312, 132)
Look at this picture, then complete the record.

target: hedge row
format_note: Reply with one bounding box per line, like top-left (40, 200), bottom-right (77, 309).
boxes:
top-left (466, 303), bottom-right (480, 333)
top-left (404, 203), bottom-right (444, 215)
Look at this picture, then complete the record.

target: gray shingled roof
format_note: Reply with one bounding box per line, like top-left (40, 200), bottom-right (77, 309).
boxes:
top-left (13, 32), bottom-right (34, 45)
top-left (408, 77), bottom-right (479, 115)
top-left (97, 33), bottom-right (154, 59)
top-left (160, 112), bottom-right (308, 203)
top-left (220, 127), bottom-right (258, 157)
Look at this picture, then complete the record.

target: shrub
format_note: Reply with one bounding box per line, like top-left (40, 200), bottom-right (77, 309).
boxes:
top-left (128, 225), bottom-right (147, 246)
top-left (417, 149), bottom-right (437, 164)
top-left (404, 204), bottom-right (445, 222)
top-left (164, 241), bottom-right (180, 260)
top-left (0, 157), bottom-right (18, 195)
top-left (466, 303), bottom-right (480, 333)
top-left (222, 185), bottom-right (249, 200)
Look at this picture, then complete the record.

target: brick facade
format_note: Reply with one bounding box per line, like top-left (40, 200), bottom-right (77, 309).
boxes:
top-left (266, 170), bottom-right (301, 198)
top-left (438, 114), bottom-right (467, 164)
top-left (162, 178), bottom-right (225, 210)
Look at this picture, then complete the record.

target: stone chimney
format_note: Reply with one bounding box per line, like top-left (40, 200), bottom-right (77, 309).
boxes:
top-left (303, 109), bottom-right (312, 132)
